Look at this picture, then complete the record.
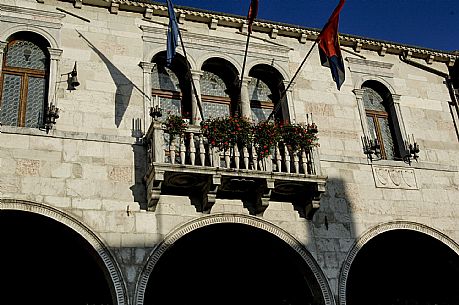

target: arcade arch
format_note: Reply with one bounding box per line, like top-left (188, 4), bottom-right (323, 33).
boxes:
top-left (136, 214), bottom-right (335, 305)
top-left (340, 222), bottom-right (459, 305)
top-left (0, 199), bottom-right (128, 305)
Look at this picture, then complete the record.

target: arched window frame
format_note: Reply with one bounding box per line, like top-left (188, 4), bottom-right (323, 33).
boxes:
top-left (354, 86), bottom-right (409, 162)
top-left (200, 70), bottom-right (232, 119)
top-left (147, 53), bottom-right (192, 123)
top-left (0, 35), bottom-right (49, 128)
top-left (246, 64), bottom-right (291, 124)
top-left (0, 2), bottom-right (65, 131)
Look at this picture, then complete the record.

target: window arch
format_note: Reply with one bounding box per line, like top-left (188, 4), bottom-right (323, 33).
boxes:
top-left (200, 58), bottom-right (239, 119)
top-left (0, 32), bottom-right (50, 128)
top-left (151, 52), bottom-right (191, 119)
top-left (362, 81), bottom-right (401, 160)
top-left (249, 64), bottom-right (286, 123)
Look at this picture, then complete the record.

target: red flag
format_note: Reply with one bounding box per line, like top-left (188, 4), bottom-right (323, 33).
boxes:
top-left (318, 0), bottom-right (345, 90)
top-left (247, 0), bottom-right (259, 34)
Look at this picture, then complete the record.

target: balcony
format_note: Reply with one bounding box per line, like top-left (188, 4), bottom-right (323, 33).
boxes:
top-left (144, 121), bottom-right (327, 219)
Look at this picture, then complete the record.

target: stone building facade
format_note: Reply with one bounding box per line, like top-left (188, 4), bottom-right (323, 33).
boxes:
top-left (0, 0), bottom-right (458, 304)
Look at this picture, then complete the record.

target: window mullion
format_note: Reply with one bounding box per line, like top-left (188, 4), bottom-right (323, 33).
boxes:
top-left (18, 73), bottom-right (28, 126)
top-left (373, 115), bottom-right (387, 159)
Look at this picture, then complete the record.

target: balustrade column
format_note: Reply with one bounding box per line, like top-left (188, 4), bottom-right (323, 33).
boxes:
top-left (240, 78), bottom-right (252, 119)
top-left (191, 70), bottom-right (203, 124)
top-left (140, 61), bottom-right (156, 130)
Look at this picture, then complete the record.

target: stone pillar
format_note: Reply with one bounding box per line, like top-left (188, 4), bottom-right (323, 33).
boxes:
top-left (0, 41), bottom-right (7, 73)
top-left (353, 88), bottom-right (368, 136)
top-left (240, 78), bottom-right (251, 120)
top-left (140, 61), bottom-right (156, 130)
top-left (0, 41), bottom-right (6, 124)
top-left (47, 48), bottom-right (63, 107)
top-left (390, 93), bottom-right (409, 154)
top-left (190, 70), bottom-right (203, 124)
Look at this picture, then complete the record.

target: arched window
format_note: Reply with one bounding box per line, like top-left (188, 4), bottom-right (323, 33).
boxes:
top-left (200, 70), bottom-right (231, 119)
top-left (151, 52), bottom-right (191, 119)
top-left (0, 32), bottom-right (49, 128)
top-left (249, 64), bottom-right (286, 123)
top-left (200, 58), bottom-right (239, 120)
top-left (362, 82), bottom-right (400, 160)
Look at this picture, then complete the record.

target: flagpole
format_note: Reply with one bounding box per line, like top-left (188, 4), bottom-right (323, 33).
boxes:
top-left (176, 24), bottom-right (205, 122)
top-left (267, 39), bottom-right (318, 121)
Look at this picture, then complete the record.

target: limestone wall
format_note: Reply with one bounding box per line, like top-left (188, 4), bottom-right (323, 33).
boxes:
top-left (0, 0), bottom-right (458, 303)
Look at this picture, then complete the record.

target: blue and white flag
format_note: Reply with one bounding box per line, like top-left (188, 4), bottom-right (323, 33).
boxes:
top-left (166, 0), bottom-right (179, 67)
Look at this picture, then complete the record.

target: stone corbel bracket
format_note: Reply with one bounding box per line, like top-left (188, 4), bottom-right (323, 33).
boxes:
top-left (146, 169), bottom-right (164, 211)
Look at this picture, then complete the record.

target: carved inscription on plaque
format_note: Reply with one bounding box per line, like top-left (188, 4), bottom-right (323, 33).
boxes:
top-left (372, 165), bottom-right (418, 190)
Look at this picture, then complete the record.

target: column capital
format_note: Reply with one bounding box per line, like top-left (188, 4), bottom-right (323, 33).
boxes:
top-left (352, 88), bottom-right (365, 99)
top-left (48, 48), bottom-right (63, 60)
top-left (282, 80), bottom-right (295, 92)
top-left (190, 69), bottom-right (203, 80)
top-left (391, 94), bottom-right (402, 103)
top-left (0, 41), bottom-right (7, 52)
top-left (241, 77), bottom-right (254, 87)
top-left (139, 61), bottom-right (156, 72)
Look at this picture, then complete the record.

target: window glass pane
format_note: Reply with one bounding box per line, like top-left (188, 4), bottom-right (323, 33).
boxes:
top-left (248, 78), bottom-right (272, 102)
top-left (6, 40), bottom-right (46, 70)
top-left (363, 87), bottom-right (385, 111)
top-left (251, 107), bottom-right (272, 124)
top-left (202, 102), bottom-right (229, 119)
top-left (25, 77), bottom-right (46, 128)
top-left (152, 66), bottom-right (180, 92)
top-left (0, 74), bottom-right (21, 126)
top-left (159, 96), bottom-right (181, 120)
top-left (366, 116), bottom-right (376, 140)
top-left (378, 117), bottom-right (395, 160)
top-left (200, 71), bottom-right (228, 97)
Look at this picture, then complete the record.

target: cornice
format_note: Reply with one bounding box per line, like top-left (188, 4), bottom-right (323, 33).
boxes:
top-left (0, 3), bottom-right (66, 20)
top-left (58, 0), bottom-right (457, 64)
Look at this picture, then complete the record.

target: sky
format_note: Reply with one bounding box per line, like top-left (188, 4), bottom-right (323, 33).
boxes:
top-left (168, 0), bottom-right (459, 52)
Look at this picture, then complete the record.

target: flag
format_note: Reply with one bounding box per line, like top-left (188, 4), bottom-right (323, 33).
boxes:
top-left (318, 0), bottom-right (345, 90)
top-left (247, 0), bottom-right (259, 34)
top-left (166, 0), bottom-right (179, 67)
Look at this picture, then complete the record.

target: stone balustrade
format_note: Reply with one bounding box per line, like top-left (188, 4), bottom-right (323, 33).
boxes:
top-left (144, 121), bottom-right (327, 219)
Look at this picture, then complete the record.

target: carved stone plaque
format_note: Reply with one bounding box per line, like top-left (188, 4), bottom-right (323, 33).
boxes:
top-left (372, 165), bottom-right (418, 190)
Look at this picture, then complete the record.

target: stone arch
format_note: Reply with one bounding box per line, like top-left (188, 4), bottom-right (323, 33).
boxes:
top-left (354, 74), bottom-right (396, 95)
top-left (135, 213), bottom-right (335, 305)
top-left (0, 199), bottom-right (128, 305)
top-left (196, 51), bottom-right (242, 74)
top-left (338, 221), bottom-right (459, 305)
top-left (146, 47), bottom-right (197, 71)
top-left (0, 25), bottom-right (59, 49)
top-left (246, 58), bottom-right (290, 81)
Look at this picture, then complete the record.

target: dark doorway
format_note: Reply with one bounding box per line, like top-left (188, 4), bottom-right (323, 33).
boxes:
top-left (0, 210), bottom-right (114, 305)
top-left (346, 229), bottom-right (459, 305)
top-left (145, 223), bottom-right (324, 305)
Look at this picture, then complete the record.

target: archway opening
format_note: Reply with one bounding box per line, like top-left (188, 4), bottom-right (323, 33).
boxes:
top-left (0, 210), bottom-right (115, 305)
top-left (145, 223), bottom-right (324, 305)
top-left (346, 229), bottom-right (459, 305)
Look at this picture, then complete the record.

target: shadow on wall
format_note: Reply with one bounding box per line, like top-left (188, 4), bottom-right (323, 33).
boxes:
top-left (310, 177), bottom-right (357, 302)
top-left (131, 141), bottom-right (147, 210)
top-left (76, 30), bottom-right (149, 128)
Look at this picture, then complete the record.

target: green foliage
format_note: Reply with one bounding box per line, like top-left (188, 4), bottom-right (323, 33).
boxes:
top-left (201, 116), bottom-right (253, 151)
top-left (200, 116), bottom-right (319, 157)
top-left (279, 122), bottom-right (319, 151)
top-left (164, 113), bottom-right (188, 141)
top-left (252, 120), bottom-right (281, 158)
